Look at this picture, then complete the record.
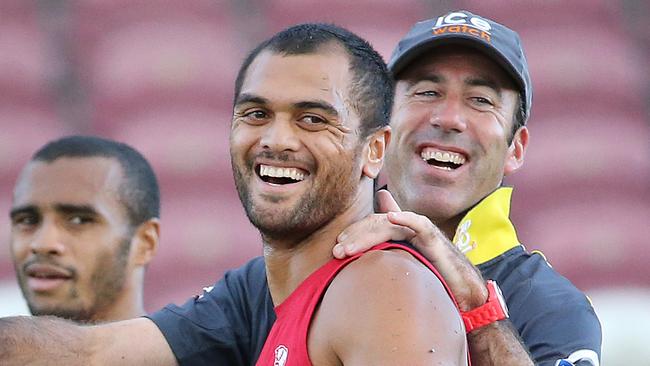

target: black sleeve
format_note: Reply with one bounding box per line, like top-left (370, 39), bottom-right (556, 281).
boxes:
top-left (146, 256), bottom-right (275, 366)
top-left (495, 252), bottom-right (602, 366)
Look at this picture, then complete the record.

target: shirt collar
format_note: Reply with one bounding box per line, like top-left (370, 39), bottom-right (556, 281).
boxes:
top-left (451, 187), bottom-right (521, 265)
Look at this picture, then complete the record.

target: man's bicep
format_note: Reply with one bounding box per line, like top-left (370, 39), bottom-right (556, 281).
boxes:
top-left (322, 250), bottom-right (467, 365)
top-left (92, 318), bottom-right (177, 365)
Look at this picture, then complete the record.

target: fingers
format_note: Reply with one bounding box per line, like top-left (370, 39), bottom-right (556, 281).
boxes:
top-left (334, 213), bottom-right (415, 259)
top-left (376, 189), bottom-right (401, 213)
top-left (385, 211), bottom-right (488, 310)
top-left (386, 211), bottom-right (442, 246)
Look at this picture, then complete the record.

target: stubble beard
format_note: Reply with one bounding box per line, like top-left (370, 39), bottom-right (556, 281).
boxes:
top-left (24, 236), bottom-right (131, 323)
top-left (233, 150), bottom-right (362, 247)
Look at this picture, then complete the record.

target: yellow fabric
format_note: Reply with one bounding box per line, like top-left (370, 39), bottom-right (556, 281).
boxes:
top-left (452, 187), bottom-right (521, 265)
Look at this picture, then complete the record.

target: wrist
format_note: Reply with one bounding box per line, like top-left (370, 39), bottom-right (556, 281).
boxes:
top-left (461, 280), bottom-right (509, 333)
top-left (463, 281), bottom-right (490, 311)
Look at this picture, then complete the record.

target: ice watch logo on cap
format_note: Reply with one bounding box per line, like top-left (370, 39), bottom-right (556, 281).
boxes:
top-left (388, 10), bottom-right (533, 123)
top-left (432, 12), bottom-right (492, 42)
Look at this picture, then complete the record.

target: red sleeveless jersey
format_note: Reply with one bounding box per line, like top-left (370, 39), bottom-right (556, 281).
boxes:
top-left (255, 242), bottom-right (467, 366)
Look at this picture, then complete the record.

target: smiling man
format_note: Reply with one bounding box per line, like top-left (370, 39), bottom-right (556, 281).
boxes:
top-left (335, 10), bottom-right (602, 366)
top-left (10, 135), bottom-right (160, 323)
top-left (211, 23), bottom-right (467, 366)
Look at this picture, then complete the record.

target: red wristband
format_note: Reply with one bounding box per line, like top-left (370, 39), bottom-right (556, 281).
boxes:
top-left (461, 280), bottom-right (509, 333)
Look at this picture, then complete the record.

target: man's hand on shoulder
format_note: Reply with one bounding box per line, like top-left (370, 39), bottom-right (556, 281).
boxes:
top-left (310, 248), bottom-right (468, 365)
top-left (334, 189), bottom-right (487, 311)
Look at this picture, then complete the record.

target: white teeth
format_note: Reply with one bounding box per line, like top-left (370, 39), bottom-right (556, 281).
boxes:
top-left (421, 148), bottom-right (466, 165)
top-left (259, 164), bottom-right (306, 181)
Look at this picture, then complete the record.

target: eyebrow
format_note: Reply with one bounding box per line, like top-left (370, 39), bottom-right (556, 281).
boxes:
top-left (9, 205), bottom-right (38, 220)
top-left (234, 93), bottom-right (269, 107)
top-left (405, 72), bottom-right (502, 93)
top-left (235, 93), bottom-right (339, 117)
top-left (465, 76), bottom-right (502, 97)
top-left (9, 204), bottom-right (99, 220)
top-left (404, 74), bottom-right (444, 88)
top-left (293, 100), bottom-right (339, 117)
top-left (54, 204), bottom-right (99, 216)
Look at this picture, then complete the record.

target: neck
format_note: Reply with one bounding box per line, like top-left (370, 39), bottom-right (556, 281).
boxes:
top-left (89, 271), bottom-right (146, 323)
top-left (264, 184), bottom-right (375, 306)
top-left (439, 214), bottom-right (464, 240)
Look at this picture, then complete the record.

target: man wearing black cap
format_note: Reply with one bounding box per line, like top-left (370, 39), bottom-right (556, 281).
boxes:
top-left (334, 10), bottom-right (602, 366)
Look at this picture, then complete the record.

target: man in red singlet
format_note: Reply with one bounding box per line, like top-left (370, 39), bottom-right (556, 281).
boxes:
top-left (230, 23), bottom-right (468, 365)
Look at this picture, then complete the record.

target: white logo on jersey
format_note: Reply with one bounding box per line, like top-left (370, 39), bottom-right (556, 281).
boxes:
top-left (197, 285), bottom-right (214, 300)
top-left (454, 219), bottom-right (477, 254)
top-left (274, 345), bottom-right (288, 366)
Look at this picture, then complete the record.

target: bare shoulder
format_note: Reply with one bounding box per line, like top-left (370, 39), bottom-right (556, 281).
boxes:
top-left (308, 249), bottom-right (468, 365)
top-left (334, 248), bottom-right (448, 300)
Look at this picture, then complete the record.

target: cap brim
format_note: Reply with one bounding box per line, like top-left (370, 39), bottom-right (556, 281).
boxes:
top-left (389, 35), bottom-right (525, 94)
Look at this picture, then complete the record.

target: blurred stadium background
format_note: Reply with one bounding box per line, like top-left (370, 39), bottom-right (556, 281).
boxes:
top-left (0, 0), bottom-right (648, 364)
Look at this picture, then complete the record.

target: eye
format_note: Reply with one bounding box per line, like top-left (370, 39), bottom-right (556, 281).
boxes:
top-left (297, 114), bottom-right (329, 131)
top-left (68, 215), bottom-right (94, 225)
top-left (300, 115), bottom-right (326, 125)
top-left (470, 96), bottom-right (494, 106)
top-left (12, 214), bottom-right (39, 228)
top-left (414, 90), bottom-right (440, 98)
top-left (236, 109), bottom-right (270, 126)
top-left (246, 110), bottom-right (268, 119)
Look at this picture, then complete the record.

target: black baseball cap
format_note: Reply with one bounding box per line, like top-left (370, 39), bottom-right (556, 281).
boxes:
top-left (388, 10), bottom-right (532, 122)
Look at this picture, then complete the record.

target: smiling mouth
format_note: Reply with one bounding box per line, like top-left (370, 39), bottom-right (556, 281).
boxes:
top-left (421, 147), bottom-right (467, 171)
top-left (257, 164), bottom-right (309, 185)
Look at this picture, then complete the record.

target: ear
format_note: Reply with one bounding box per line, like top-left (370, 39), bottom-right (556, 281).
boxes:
top-left (129, 218), bottom-right (160, 267)
top-left (362, 126), bottom-right (391, 179)
top-left (504, 126), bottom-right (529, 176)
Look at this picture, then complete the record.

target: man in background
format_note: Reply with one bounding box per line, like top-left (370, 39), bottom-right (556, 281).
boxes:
top-left (10, 135), bottom-right (160, 322)
top-left (335, 10), bottom-right (602, 366)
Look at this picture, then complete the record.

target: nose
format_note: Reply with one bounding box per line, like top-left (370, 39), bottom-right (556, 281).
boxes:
top-left (259, 117), bottom-right (301, 152)
top-left (430, 97), bottom-right (467, 133)
top-left (29, 219), bottom-right (65, 256)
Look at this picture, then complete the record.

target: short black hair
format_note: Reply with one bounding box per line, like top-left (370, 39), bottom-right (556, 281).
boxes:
top-left (234, 23), bottom-right (394, 137)
top-left (31, 135), bottom-right (160, 227)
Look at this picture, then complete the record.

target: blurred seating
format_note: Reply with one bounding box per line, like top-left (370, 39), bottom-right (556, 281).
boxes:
top-left (513, 195), bottom-right (650, 289)
top-left (261, 0), bottom-right (428, 59)
top-left (0, 3), bottom-right (50, 101)
top-left (99, 104), bottom-right (234, 189)
top-left (144, 189), bottom-right (261, 309)
top-left (458, 0), bottom-right (622, 29)
top-left (0, 106), bottom-right (69, 186)
top-left (71, 0), bottom-right (242, 124)
top-left (521, 26), bottom-right (646, 115)
top-left (508, 111), bottom-right (650, 206)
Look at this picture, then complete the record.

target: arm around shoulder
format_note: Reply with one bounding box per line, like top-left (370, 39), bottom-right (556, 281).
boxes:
top-left (0, 316), bottom-right (177, 366)
top-left (312, 249), bottom-right (468, 366)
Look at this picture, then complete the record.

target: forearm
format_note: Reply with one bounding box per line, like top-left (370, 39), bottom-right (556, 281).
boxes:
top-left (468, 321), bottom-right (534, 366)
top-left (0, 316), bottom-right (93, 366)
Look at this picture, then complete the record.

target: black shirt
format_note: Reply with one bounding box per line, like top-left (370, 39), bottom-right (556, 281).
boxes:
top-left (148, 245), bottom-right (601, 366)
